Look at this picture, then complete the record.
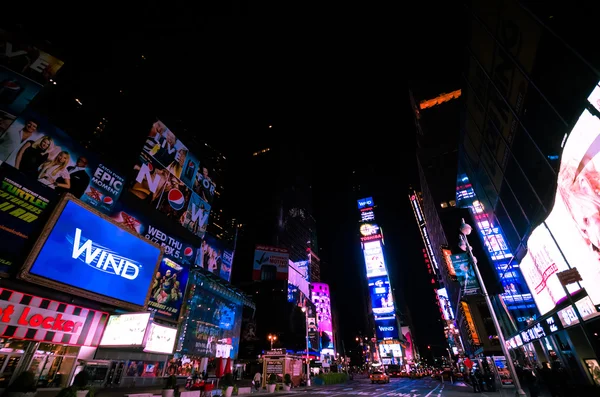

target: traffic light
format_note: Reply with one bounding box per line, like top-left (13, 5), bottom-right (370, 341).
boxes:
top-left (427, 345), bottom-right (431, 349)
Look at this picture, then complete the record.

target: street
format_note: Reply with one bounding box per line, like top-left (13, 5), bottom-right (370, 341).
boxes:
top-left (286, 377), bottom-right (525, 397)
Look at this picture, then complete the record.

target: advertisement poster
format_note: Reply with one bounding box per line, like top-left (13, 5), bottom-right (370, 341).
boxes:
top-left (0, 163), bottom-right (56, 273)
top-left (450, 252), bottom-right (480, 295)
top-left (436, 288), bottom-right (454, 321)
top-left (368, 276), bottom-right (395, 319)
top-left (110, 202), bottom-right (194, 320)
top-left (362, 240), bottom-right (387, 278)
top-left (23, 200), bottom-right (163, 308)
top-left (195, 233), bottom-right (233, 282)
top-left (0, 110), bottom-right (124, 214)
top-left (253, 245), bottom-right (289, 280)
top-left (129, 120), bottom-right (216, 238)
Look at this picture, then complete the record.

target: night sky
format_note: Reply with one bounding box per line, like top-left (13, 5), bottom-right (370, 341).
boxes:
top-left (8, 2), bottom-right (463, 357)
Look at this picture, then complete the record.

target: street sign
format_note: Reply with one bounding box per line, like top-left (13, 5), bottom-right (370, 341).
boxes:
top-left (557, 268), bottom-right (583, 286)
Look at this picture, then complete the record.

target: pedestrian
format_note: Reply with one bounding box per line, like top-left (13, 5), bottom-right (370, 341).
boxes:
top-left (524, 367), bottom-right (541, 397)
top-left (472, 369), bottom-right (482, 393)
top-left (253, 371), bottom-right (262, 391)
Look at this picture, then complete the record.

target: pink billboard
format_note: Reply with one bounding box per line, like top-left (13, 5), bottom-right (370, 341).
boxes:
top-left (311, 283), bottom-right (334, 351)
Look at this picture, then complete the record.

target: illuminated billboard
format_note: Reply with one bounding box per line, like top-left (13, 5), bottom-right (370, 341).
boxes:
top-left (129, 120), bottom-right (216, 239)
top-left (520, 83), bottom-right (600, 314)
top-left (288, 260), bottom-right (310, 304)
top-left (19, 197), bottom-right (164, 311)
top-left (357, 197), bottom-right (374, 209)
top-left (375, 317), bottom-right (399, 340)
top-left (409, 192), bottom-right (439, 272)
top-left (362, 240), bottom-right (387, 278)
top-left (368, 276), bottom-right (395, 319)
top-left (311, 283), bottom-right (334, 351)
top-left (253, 245), bottom-right (289, 281)
top-left (0, 110), bottom-right (125, 215)
top-left (436, 288), bottom-right (454, 321)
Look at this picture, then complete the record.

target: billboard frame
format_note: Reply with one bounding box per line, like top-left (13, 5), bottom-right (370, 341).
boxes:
top-left (18, 194), bottom-right (164, 312)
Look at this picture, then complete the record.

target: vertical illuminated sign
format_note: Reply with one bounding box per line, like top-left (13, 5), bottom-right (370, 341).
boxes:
top-left (409, 192), bottom-right (438, 272)
top-left (357, 195), bottom-right (400, 342)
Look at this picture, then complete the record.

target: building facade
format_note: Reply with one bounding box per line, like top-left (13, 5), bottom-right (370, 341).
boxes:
top-left (459, 0), bottom-right (600, 388)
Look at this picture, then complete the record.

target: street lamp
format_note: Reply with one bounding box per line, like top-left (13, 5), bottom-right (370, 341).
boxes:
top-left (268, 334), bottom-right (277, 350)
top-left (459, 218), bottom-right (526, 396)
top-left (301, 307), bottom-right (311, 386)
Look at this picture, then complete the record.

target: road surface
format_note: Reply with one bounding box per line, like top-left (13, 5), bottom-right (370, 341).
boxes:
top-left (288, 376), bottom-right (526, 396)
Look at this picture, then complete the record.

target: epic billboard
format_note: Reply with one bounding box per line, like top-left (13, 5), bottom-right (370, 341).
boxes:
top-left (521, 83), bottom-right (600, 314)
top-left (129, 120), bottom-right (216, 239)
top-left (18, 197), bottom-right (163, 310)
top-left (0, 110), bottom-right (125, 214)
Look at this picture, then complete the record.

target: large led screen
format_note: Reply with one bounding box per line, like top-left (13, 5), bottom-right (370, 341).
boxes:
top-left (375, 317), bottom-right (399, 340)
top-left (368, 276), bottom-right (395, 319)
top-left (99, 312), bottom-right (151, 347)
top-left (129, 120), bottom-right (216, 239)
top-left (179, 272), bottom-right (243, 359)
top-left (362, 240), bottom-right (387, 278)
top-left (543, 84), bottom-right (600, 307)
top-left (19, 198), bottom-right (163, 310)
top-left (521, 83), bottom-right (600, 313)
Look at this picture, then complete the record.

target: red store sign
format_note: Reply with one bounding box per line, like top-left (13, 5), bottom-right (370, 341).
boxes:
top-left (0, 287), bottom-right (109, 346)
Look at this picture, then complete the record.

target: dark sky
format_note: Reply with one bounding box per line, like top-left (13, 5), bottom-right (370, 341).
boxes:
top-left (8, 1), bottom-right (463, 355)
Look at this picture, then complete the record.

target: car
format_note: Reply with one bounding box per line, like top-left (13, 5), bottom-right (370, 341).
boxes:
top-left (370, 371), bottom-right (390, 384)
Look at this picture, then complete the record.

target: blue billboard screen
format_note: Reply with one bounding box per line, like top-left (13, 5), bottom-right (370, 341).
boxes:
top-left (357, 197), bottom-right (374, 209)
top-left (368, 276), bottom-right (395, 319)
top-left (375, 317), bottom-right (399, 340)
top-left (26, 200), bottom-right (162, 307)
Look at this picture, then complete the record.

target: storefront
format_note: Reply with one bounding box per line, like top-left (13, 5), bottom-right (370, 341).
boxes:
top-left (0, 287), bottom-right (109, 389)
top-left (505, 301), bottom-right (600, 387)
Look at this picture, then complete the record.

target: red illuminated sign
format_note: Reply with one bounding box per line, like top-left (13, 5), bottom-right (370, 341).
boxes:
top-left (360, 233), bottom-right (383, 242)
top-left (0, 288), bottom-right (109, 346)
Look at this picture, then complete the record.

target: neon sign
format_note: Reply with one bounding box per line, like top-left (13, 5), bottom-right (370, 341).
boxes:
top-left (420, 225), bottom-right (438, 271)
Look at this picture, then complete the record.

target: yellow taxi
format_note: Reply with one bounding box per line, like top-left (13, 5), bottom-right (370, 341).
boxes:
top-left (370, 371), bottom-right (390, 384)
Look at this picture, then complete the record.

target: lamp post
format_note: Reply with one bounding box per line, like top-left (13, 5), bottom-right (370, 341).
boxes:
top-left (459, 218), bottom-right (526, 396)
top-left (301, 307), bottom-right (311, 386)
top-left (268, 334), bottom-right (277, 350)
